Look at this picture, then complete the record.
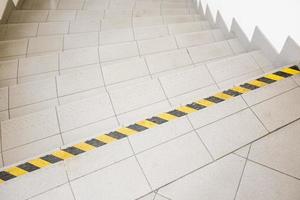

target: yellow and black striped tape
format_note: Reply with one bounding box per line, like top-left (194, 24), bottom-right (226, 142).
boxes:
top-left (0, 65), bottom-right (299, 184)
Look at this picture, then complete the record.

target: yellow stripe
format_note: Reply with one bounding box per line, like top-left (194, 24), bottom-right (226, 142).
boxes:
top-left (52, 150), bottom-right (74, 160)
top-left (177, 106), bottom-right (197, 114)
top-left (214, 92), bottom-right (233, 100)
top-left (248, 80), bottom-right (267, 87)
top-left (116, 127), bottom-right (137, 136)
top-left (281, 67), bottom-right (300, 75)
top-left (29, 158), bottom-right (50, 168)
top-left (158, 113), bottom-right (177, 121)
top-left (74, 142), bottom-right (95, 152)
top-left (6, 167), bottom-right (27, 176)
top-left (231, 86), bottom-right (249, 94)
top-left (264, 74), bottom-right (284, 81)
top-left (136, 120), bottom-right (157, 128)
top-left (96, 134), bottom-right (117, 144)
top-left (196, 99), bottom-right (214, 107)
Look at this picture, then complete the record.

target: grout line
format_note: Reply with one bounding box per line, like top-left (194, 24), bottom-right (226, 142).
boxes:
top-left (63, 163), bottom-right (78, 200)
top-left (127, 138), bottom-right (154, 191)
top-left (233, 144), bottom-right (252, 200)
top-left (186, 116), bottom-right (215, 160)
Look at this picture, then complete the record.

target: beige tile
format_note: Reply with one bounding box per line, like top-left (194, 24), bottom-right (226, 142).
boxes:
top-left (100, 29), bottom-right (134, 45)
top-left (138, 36), bottom-right (177, 55)
top-left (99, 42), bottom-right (139, 62)
top-left (37, 22), bottom-right (69, 36)
top-left (57, 0), bottom-right (84, 9)
top-left (28, 184), bottom-right (74, 200)
top-left (134, 25), bottom-right (169, 40)
top-left (64, 32), bottom-right (99, 50)
top-left (47, 10), bottom-right (76, 22)
top-left (28, 35), bottom-right (63, 55)
top-left (0, 60), bottom-right (18, 80)
top-left (0, 39), bottom-right (28, 58)
top-left (69, 20), bottom-right (100, 33)
top-left (5, 23), bottom-right (38, 40)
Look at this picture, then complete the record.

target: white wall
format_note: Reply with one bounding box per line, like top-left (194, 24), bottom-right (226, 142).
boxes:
top-left (201, 0), bottom-right (300, 53)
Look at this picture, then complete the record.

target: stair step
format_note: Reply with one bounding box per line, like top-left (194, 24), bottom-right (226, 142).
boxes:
top-left (0, 65), bottom-right (299, 188)
top-left (0, 49), bottom-right (276, 166)
top-left (0, 29), bottom-right (227, 87)
top-left (0, 14), bottom-right (206, 41)
top-left (0, 38), bottom-right (250, 115)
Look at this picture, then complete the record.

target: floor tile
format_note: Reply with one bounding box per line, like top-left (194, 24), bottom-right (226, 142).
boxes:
top-left (64, 32), bottom-right (99, 50)
top-left (69, 20), bottom-right (100, 33)
top-left (0, 60), bottom-right (18, 81)
top-left (58, 87), bottom-right (104, 105)
top-left (9, 78), bottom-right (57, 108)
top-left (65, 138), bottom-right (132, 180)
top-left (235, 161), bottom-right (300, 200)
top-left (138, 36), bottom-right (177, 55)
top-left (159, 154), bottom-right (245, 200)
top-left (100, 29), bottom-right (134, 45)
top-left (250, 51), bottom-right (274, 72)
top-left (18, 71), bottom-right (58, 84)
top-left (101, 18), bottom-right (132, 31)
top-left (175, 30), bottom-right (216, 48)
top-left (99, 42), bottom-right (139, 62)
top-left (47, 10), bottom-right (76, 22)
top-left (5, 23), bottom-right (38, 40)
top-left (83, 0), bottom-right (108, 10)
top-left (76, 10), bottom-right (105, 21)
top-left (9, 99), bottom-right (58, 118)
top-left (57, 94), bottom-right (114, 132)
top-left (28, 35), bottom-right (63, 55)
top-left (109, 80), bottom-right (166, 114)
top-left (145, 49), bottom-right (192, 73)
top-left (60, 47), bottom-right (99, 69)
top-left (57, 65), bottom-right (104, 96)
top-left (2, 135), bottom-right (62, 166)
top-left (1, 108), bottom-right (59, 150)
top-left (169, 84), bottom-right (219, 107)
top-left (249, 120), bottom-right (300, 178)
top-left (28, 184), bottom-right (75, 200)
top-left (188, 41), bottom-right (233, 63)
top-left (62, 117), bottom-right (119, 144)
top-left (159, 64), bottom-right (214, 97)
top-left (37, 22), bottom-right (69, 36)
top-left (227, 39), bottom-right (246, 54)
top-left (0, 162), bottom-right (68, 200)
top-left (137, 132), bottom-right (213, 189)
top-left (207, 53), bottom-right (261, 82)
top-left (118, 101), bottom-right (171, 126)
top-left (19, 53), bottom-right (59, 77)
top-left (57, 0), bottom-right (84, 9)
top-left (0, 87), bottom-right (8, 111)
top-left (133, 9), bottom-right (161, 17)
top-left (168, 21), bottom-right (206, 34)
top-left (164, 15), bottom-right (194, 24)
top-left (138, 193), bottom-right (156, 200)
top-left (130, 117), bottom-right (193, 153)
top-left (197, 109), bottom-right (267, 159)
top-left (251, 87), bottom-right (300, 131)
top-left (8, 11), bottom-right (48, 23)
top-left (134, 26), bottom-right (169, 40)
top-left (31, 0), bottom-right (59, 9)
top-left (243, 78), bottom-right (297, 106)
top-left (0, 39), bottom-right (28, 58)
top-left (71, 157), bottom-right (151, 200)
top-left (189, 96), bottom-right (248, 129)
top-left (133, 17), bottom-right (164, 28)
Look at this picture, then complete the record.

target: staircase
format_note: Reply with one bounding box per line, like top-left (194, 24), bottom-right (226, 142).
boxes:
top-left (0, 0), bottom-right (299, 199)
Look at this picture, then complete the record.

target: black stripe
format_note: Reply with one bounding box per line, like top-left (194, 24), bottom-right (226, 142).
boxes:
top-left (290, 65), bottom-right (300, 71)
top-left (240, 83), bottom-right (259, 90)
top-left (186, 102), bottom-right (206, 110)
top-left (205, 96), bottom-right (224, 103)
top-left (85, 138), bottom-right (106, 147)
top-left (168, 109), bottom-right (187, 117)
top-left (40, 154), bottom-right (62, 164)
top-left (17, 162), bottom-right (39, 172)
top-left (147, 116), bottom-right (168, 124)
top-left (106, 131), bottom-right (127, 139)
top-left (223, 89), bottom-right (241, 97)
top-left (63, 146), bottom-right (85, 155)
top-left (127, 124), bottom-right (148, 132)
top-left (274, 71), bottom-right (292, 78)
top-left (0, 171), bottom-right (16, 181)
top-left (257, 77), bottom-right (276, 84)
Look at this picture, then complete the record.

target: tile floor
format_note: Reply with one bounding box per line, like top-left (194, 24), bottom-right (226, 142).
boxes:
top-left (0, 0), bottom-right (300, 199)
